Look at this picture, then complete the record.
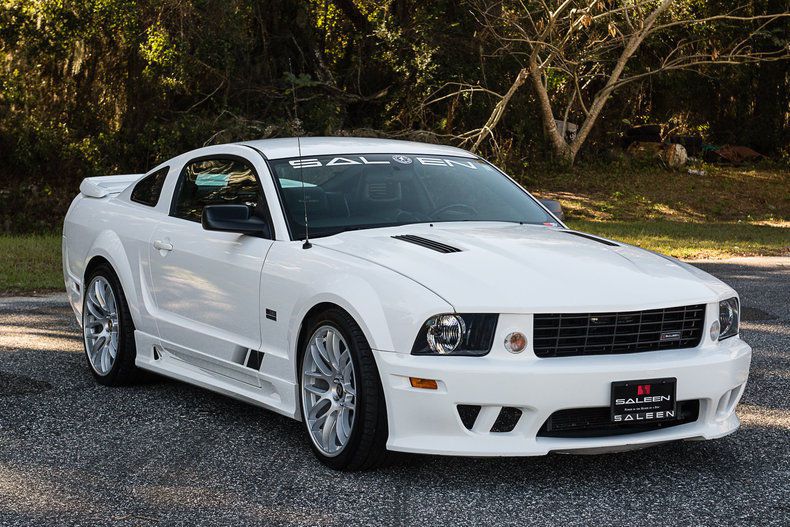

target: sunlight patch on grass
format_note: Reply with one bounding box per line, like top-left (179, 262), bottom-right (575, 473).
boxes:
top-left (569, 220), bottom-right (790, 260)
top-left (530, 165), bottom-right (789, 224)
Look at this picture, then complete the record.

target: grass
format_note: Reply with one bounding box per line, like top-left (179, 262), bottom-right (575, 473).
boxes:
top-left (1, 165), bottom-right (788, 294)
top-left (567, 220), bottom-right (789, 260)
top-left (527, 163), bottom-right (789, 259)
top-left (526, 163), bottom-right (789, 223)
top-left (0, 235), bottom-right (63, 295)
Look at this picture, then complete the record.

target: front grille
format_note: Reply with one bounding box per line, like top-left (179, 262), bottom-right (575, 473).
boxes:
top-left (538, 400), bottom-right (700, 438)
top-left (533, 304), bottom-right (705, 358)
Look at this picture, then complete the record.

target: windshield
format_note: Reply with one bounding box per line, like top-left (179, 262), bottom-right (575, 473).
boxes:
top-left (269, 153), bottom-right (555, 239)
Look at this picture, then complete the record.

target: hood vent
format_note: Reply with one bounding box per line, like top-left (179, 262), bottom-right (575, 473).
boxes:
top-left (563, 231), bottom-right (619, 247)
top-left (392, 234), bottom-right (461, 254)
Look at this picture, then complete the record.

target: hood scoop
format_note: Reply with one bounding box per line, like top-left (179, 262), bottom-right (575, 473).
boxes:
top-left (392, 234), bottom-right (462, 254)
top-left (563, 230), bottom-right (619, 247)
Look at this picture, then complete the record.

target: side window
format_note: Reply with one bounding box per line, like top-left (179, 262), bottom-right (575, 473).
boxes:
top-left (130, 167), bottom-right (169, 207)
top-left (172, 158), bottom-right (265, 223)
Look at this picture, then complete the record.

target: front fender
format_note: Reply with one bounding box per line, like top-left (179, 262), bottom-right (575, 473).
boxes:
top-left (257, 243), bottom-right (453, 386)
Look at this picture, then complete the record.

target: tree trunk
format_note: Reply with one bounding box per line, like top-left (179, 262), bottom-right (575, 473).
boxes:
top-left (528, 61), bottom-right (573, 165)
top-left (527, 0), bottom-right (674, 166)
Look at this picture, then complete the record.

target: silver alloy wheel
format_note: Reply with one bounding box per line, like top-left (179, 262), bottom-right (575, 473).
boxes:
top-left (301, 325), bottom-right (357, 457)
top-left (83, 276), bottom-right (119, 376)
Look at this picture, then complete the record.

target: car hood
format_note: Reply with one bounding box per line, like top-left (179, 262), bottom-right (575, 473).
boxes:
top-left (314, 222), bottom-right (732, 313)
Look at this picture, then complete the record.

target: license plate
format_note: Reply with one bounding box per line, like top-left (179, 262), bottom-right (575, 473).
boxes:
top-left (611, 378), bottom-right (677, 423)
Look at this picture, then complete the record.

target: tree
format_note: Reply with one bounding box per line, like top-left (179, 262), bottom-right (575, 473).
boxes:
top-left (427, 0), bottom-right (790, 165)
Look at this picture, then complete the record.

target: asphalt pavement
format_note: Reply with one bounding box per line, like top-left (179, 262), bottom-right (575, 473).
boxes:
top-left (0, 258), bottom-right (788, 526)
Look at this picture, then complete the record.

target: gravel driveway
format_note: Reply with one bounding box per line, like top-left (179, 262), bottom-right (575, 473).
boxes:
top-left (1, 258), bottom-right (788, 526)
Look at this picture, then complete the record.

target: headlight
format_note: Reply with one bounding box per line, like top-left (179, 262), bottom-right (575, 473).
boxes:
top-left (411, 314), bottom-right (498, 356)
top-left (427, 314), bottom-right (465, 354)
top-left (718, 297), bottom-right (739, 340)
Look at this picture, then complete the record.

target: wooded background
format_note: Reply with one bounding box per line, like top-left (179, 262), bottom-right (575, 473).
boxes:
top-left (1, 0), bottom-right (788, 232)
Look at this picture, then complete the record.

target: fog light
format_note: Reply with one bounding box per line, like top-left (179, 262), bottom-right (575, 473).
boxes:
top-left (410, 377), bottom-right (438, 390)
top-left (504, 332), bottom-right (527, 353)
top-left (710, 320), bottom-right (720, 341)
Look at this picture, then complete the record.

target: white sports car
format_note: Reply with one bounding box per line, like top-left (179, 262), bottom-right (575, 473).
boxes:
top-left (62, 137), bottom-right (751, 470)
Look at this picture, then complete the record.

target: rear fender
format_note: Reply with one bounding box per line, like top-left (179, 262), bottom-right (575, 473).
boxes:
top-left (81, 230), bottom-right (143, 326)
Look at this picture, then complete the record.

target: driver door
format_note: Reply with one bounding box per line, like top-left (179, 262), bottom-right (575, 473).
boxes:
top-left (148, 153), bottom-right (274, 383)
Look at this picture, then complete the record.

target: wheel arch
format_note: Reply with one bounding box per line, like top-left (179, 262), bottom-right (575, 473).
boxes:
top-left (297, 302), bottom-right (349, 346)
top-left (84, 254), bottom-right (113, 281)
top-left (290, 286), bottom-right (393, 357)
top-left (294, 301), bottom-right (374, 380)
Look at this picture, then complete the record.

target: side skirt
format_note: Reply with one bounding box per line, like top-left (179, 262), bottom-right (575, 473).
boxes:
top-left (133, 330), bottom-right (300, 420)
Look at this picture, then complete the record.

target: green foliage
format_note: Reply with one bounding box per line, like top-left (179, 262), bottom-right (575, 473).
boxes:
top-left (140, 22), bottom-right (184, 87)
top-left (0, 0), bottom-right (788, 233)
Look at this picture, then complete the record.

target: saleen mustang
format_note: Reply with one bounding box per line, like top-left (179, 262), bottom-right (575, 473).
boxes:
top-left (63, 137), bottom-right (751, 470)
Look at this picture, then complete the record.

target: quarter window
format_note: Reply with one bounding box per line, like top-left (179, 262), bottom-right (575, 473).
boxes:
top-left (172, 158), bottom-right (267, 224)
top-left (130, 167), bottom-right (169, 207)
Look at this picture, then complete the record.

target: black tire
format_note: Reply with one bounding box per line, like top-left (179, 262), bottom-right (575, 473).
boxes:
top-left (298, 308), bottom-right (389, 471)
top-left (82, 263), bottom-right (140, 386)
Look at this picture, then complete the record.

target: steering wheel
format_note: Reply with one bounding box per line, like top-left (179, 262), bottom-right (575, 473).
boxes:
top-left (429, 203), bottom-right (478, 219)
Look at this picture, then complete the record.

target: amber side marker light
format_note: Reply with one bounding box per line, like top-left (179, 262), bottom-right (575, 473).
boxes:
top-left (410, 377), bottom-right (439, 390)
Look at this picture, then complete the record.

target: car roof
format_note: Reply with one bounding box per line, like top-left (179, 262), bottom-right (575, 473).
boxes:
top-left (240, 136), bottom-right (477, 160)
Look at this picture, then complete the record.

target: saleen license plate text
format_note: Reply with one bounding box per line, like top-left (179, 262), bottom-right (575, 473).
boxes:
top-left (611, 378), bottom-right (677, 423)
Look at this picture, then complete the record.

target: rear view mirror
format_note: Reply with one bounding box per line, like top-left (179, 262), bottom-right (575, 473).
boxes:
top-left (539, 199), bottom-right (564, 221)
top-left (202, 204), bottom-right (271, 237)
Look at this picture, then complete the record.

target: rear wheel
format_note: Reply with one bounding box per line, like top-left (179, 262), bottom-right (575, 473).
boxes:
top-left (299, 308), bottom-right (388, 470)
top-left (82, 264), bottom-right (140, 385)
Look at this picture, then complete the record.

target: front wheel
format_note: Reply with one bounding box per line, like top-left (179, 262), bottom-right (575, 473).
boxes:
top-left (299, 308), bottom-right (389, 470)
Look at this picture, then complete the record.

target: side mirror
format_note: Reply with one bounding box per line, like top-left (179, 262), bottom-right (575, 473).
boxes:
top-left (202, 204), bottom-right (271, 237)
top-left (539, 199), bottom-right (565, 221)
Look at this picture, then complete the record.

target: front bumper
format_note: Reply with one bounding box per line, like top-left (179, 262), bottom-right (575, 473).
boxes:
top-left (374, 337), bottom-right (751, 456)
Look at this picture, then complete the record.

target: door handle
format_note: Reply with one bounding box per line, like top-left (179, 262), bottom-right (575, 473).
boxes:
top-left (153, 240), bottom-right (173, 252)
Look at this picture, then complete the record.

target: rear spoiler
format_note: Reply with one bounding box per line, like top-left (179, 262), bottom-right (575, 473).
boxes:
top-left (79, 174), bottom-right (142, 198)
